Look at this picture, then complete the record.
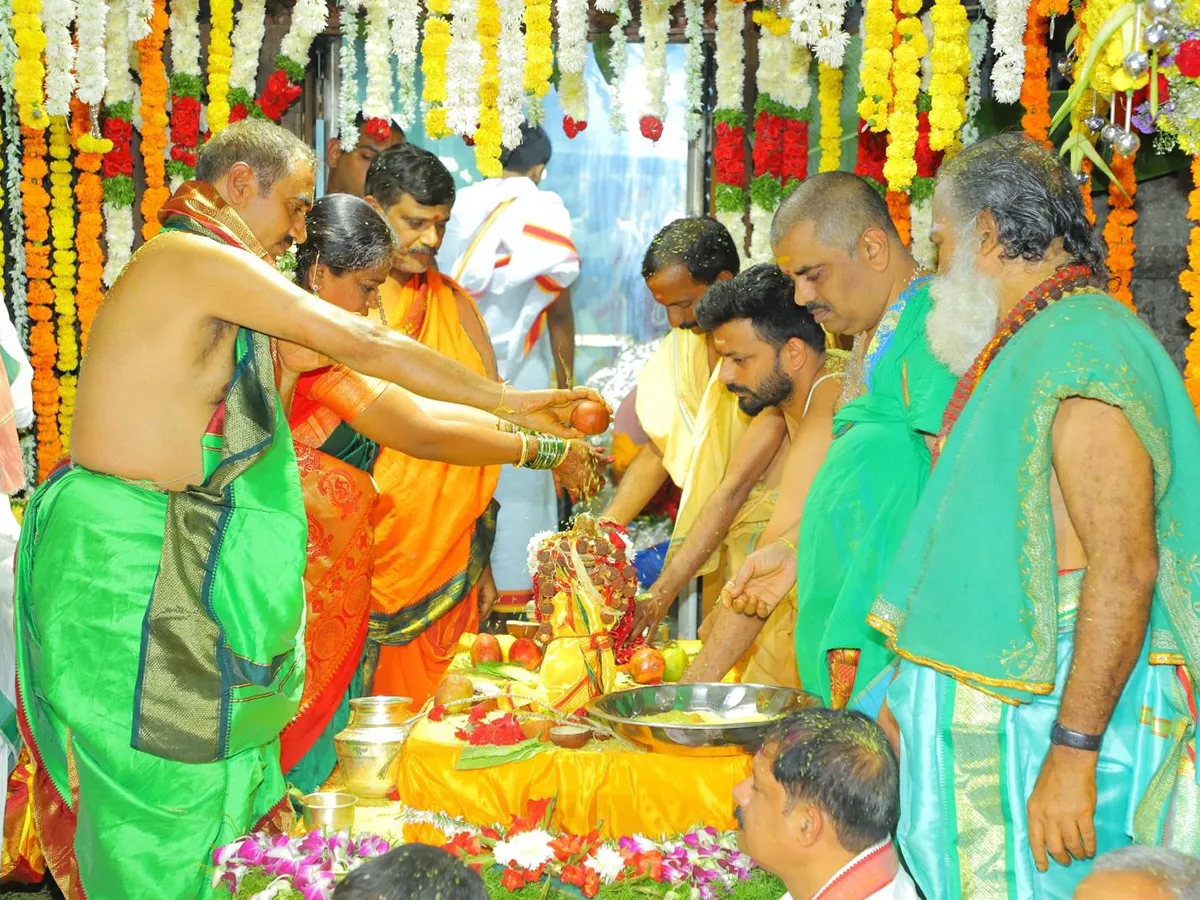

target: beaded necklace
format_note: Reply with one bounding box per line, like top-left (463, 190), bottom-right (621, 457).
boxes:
top-left (931, 264), bottom-right (1097, 467)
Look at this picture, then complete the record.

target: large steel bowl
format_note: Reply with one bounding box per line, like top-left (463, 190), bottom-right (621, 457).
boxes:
top-left (586, 683), bottom-right (822, 757)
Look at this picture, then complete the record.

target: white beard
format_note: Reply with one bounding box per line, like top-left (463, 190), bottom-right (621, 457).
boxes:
top-left (926, 238), bottom-right (1002, 376)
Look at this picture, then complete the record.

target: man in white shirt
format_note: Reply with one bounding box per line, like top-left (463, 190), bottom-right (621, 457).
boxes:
top-left (438, 124), bottom-right (580, 605)
top-left (734, 708), bottom-right (920, 900)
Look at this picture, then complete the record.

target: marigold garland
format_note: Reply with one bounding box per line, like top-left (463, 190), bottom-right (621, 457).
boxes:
top-left (137, 0), bottom-right (169, 242)
top-left (882, 9), bottom-right (926, 193)
top-left (475, 0), bottom-right (503, 174)
top-left (928, 0), bottom-right (969, 154)
top-left (1036, 0), bottom-right (1067, 16)
top-left (858, 0), bottom-right (895, 132)
top-left (422, 0), bottom-right (453, 138)
top-left (73, 100), bottom-right (107, 353)
top-left (1019, 2), bottom-right (1051, 147)
top-left (523, 0), bottom-right (553, 123)
top-left (886, 188), bottom-right (911, 246)
top-left (817, 64), bottom-right (843, 173)
top-left (21, 125), bottom-right (60, 477)
top-left (13, 0), bottom-right (48, 130)
top-left (1104, 146), bottom-right (1137, 312)
top-left (48, 115), bottom-right (77, 453)
top-left (206, 0), bottom-right (235, 134)
top-left (1181, 156), bottom-right (1200, 416)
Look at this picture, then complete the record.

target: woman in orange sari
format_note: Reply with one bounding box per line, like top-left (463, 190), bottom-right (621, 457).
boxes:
top-left (280, 195), bottom-right (598, 791)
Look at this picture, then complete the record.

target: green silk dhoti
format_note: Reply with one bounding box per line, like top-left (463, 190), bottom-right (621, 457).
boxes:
top-left (15, 329), bottom-right (307, 899)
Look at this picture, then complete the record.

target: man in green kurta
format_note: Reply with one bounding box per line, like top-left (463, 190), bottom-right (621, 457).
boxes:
top-left (871, 134), bottom-right (1200, 899)
top-left (721, 172), bottom-right (955, 712)
top-left (15, 120), bottom-right (602, 900)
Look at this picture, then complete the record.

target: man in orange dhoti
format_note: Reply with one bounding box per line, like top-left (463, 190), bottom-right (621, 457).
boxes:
top-left (363, 145), bottom-right (502, 706)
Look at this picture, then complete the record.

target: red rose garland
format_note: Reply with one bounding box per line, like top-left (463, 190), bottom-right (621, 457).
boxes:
top-left (854, 119), bottom-right (888, 189)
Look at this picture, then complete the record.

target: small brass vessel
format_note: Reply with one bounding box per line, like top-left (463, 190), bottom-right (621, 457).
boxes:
top-left (300, 791), bottom-right (357, 832)
top-left (333, 696), bottom-right (414, 799)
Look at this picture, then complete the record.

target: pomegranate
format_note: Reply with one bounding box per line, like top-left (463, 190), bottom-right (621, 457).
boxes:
top-left (629, 647), bottom-right (666, 685)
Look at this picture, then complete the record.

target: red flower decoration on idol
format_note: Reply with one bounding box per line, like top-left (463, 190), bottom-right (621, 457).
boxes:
top-left (563, 115), bottom-right (588, 139)
top-left (1123, 73), bottom-right (1171, 113)
top-left (640, 115), bottom-right (664, 142)
top-left (1176, 40), bottom-right (1200, 79)
top-left (364, 116), bottom-right (392, 143)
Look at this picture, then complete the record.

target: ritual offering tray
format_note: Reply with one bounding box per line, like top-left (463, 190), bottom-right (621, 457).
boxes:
top-left (587, 682), bottom-right (820, 757)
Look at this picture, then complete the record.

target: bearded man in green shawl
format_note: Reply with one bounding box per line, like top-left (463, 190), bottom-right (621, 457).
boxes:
top-left (870, 134), bottom-right (1200, 900)
top-left (716, 172), bottom-right (955, 712)
top-left (14, 120), bottom-right (600, 900)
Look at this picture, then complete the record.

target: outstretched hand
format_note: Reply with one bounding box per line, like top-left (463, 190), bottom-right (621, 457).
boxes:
top-left (721, 541), bottom-right (797, 619)
top-left (553, 441), bottom-right (609, 503)
top-left (628, 590), bottom-right (670, 645)
top-left (505, 387), bottom-right (611, 439)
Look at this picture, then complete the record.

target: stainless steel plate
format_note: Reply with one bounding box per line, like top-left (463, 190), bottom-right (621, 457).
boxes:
top-left (586, 683), bottom-right (822, 757)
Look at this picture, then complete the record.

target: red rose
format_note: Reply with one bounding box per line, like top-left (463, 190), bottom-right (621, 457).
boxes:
top-left (563, 115), bottom-right (584, 139)
top-left (363, 116), bottom-right (392, 143)
top-left (1176, 40), bottom-right (1200, 78)
top-left (714, 123), bottom-right (746, 186)
top-left (854, 120), bottom-right (887, 182)
top-left (229, 104), bottom-right (250, 124)
top-left (780, 119), bottom-right (809, 182)
top-left (752, 112), bottom-right (784, 178)
top-left (639, 115), bottom-right (664, 142)
top-left (913, 112), bottom-right (943, 179)
top-left (1131, 73), bottom-right (1170, 108)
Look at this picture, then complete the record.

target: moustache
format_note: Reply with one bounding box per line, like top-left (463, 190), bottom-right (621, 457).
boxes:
top-left (726, 383), bottom-right (751, 396)
top-left (408, 247), bottom-right (436, 257)
top-left (806, 302), bottom-right (831, 315)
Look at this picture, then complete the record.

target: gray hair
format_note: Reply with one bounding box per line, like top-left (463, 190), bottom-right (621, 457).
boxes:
top-left (770, 171), bottom-right (899, 255)
top-left (1091, 846), bottom-right (1200, 899)
top-left (935, 132), bottom-right (1106, 277)
top-left (196, 119), bottom-right (316, 194)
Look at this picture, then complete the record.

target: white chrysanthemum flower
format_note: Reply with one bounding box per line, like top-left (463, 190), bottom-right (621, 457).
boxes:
top-left (338, 0), bottom-right (361, 151)
top-left (683, 0), bottom-right (704, 139)
top-left (961, 16), bottom-right (989, 145)
top-left (391, 0), bottom-right (422, 130)
top-left (557, 0), bottom-right (590, 122)
top-left (445, 0), bottom-right (482, 135)
top-left (497, 0), bottom-right (526, 146)
top-left (989, 0), bottom-right (1029, 104)
top-left (814, 29), bottom-right (850, 68)
top-left (43, 0), bottom-right (78, 117)
top-left (230, 0), bottom-right (267, 94)
top-left (279, 0), bottom-right (329, 65)
top-left (75, 0), bottom-right (108, 105)
top-left (127, 0), bottom-right (153, 40)
top-left (641, 0), bottom-right (670, 121)
top-left (102, 204), bottom-right (135, 287)
top-left (585, 845), bottom-right (627, 885)
top-left (361, 0), bottom-right (391, 120)
top-left (605, 0), bottom-right (631, 132)
top-left (714, 0), bottom-right (744, 111)
top-left (493, 830), bottom-right (555, 871)
top-left (105, 0), bottom-right (137, 106)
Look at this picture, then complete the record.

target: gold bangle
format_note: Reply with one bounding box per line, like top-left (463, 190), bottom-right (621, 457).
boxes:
top-left (777, 537), bottom-right (798, 556)
top-left (493, 381), bottom-right (514, 416)
top-left (516, 433), bottom-right (531, 468)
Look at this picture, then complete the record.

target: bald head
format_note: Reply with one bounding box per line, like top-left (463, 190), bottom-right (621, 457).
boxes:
top-left (1075, 847), bottom-right (1200, 900)
top-left (770, 171), bottom-right (899, 255)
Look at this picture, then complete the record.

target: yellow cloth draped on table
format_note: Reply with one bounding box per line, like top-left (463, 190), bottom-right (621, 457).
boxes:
top-left (369, 270), bottom-right (501, 708)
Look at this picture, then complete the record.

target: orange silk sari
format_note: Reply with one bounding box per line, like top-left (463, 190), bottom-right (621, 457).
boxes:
top-left (369, 269), bottom-right (501, 707)
top-left (278, 365), bottom-right (385, 774)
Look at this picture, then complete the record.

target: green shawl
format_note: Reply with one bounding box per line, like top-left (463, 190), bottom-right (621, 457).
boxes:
top-left (872, 294), bottom-right (1200, 702)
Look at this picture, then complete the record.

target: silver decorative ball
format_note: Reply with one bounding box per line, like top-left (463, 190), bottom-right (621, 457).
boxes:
top-left (1056, 56), bottom-right (1074, 76)
top-left (1084, 114), bottom-right (1106, 133)
top-left (1113, 130), bottom-right (1141, 156)
top-left (1074, 170), bottom-right (1090, 186)
top-left (1100, 123), bottom-right (1122, 143)
top-left (1145, 0), bottom-right (1173, 17)
top-left (1123, 51), bottom-right (1151, 78)
top-left (1144, 21), bottom-right (1171, 49)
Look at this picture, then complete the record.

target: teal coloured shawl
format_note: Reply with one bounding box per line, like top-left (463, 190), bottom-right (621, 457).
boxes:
top-left (872, 293), bottom-right (1200, 703)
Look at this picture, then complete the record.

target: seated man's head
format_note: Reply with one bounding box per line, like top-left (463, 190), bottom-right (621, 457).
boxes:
top-left (364, 144), bottom-right (456, 275)
top-left (500, 123), bottom-right (553, 184)
top-left (1075, 846), bottom-right (1200, 900)
top-left (695, 264), bottom-right (826, 415)
top-left (196, 119), bottom-right (317, 258)
top-left (331, 843), bottom-right (487, 900)
top-left (642, 217), bottom-right (740, 333)
top-left (926, 133), bottom-right (1106, 375)
top-left (296, 194), bottom-right (397, 317)
top-left (770, 172), bottom-right (906, 338)
top-left (733, 709), bottom-right (899, 890)
top-left (326, 114), bottom-right (407, 197)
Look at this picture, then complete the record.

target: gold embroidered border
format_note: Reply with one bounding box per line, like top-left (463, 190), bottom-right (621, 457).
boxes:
top-left (951, 680), bottom-right (1010, 899)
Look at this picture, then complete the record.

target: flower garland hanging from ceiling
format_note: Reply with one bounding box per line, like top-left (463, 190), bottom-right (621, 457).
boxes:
top-left (683, 0), bottom-right (705, 141)
top-left (257, 0), bottom-right (325, 122)
top-left (137, 0), bottom-right (169, 241)
top-left (928, 0), bottom-right (969, 154)
top-left (789, 0), bottom-right (850, 69)
top-left (1019, 0), bottom-right (1051, 146)
top-left (990, 0), bottom-right (1030, 104)
top-left (961, 15), bottom-right (988, 145)
top-left (362, 0), bottom-right (395, 142)
top-left (13, 0), bottom-right (48, 130)
top-left (392, 0), bottom-right (422, 131)
top-left (817, 63), bottom-right (843, 172)
top-left (102, 0), bottom-right (135, 286)
top-left (206, 0), bottom-right (235, 134)
top-left (0, 4), bottom-right (30, 339)
top-left (523, 0), bottom-right (553, 124)
top-left (49, 113), bottom-right (77, 449)
top-left (73, 99), bottom-right (107, 351)
top-left (857, 0), bottom-right (894, 132)
top-left (1182, 156), bottom-right (1200, 416)
top-left (338, 0), bottom-right (361, 150)
top-left (128, 0), bottom-right (153, 39)
top-left (883, 0), bottom-right (927, 193)
top-left (1104, 145), bottom-right (1138, 312)
top-left (557, 0), bottom-right (590, 137)
top-left (167, 0), bottom-right (201, 188)
top-left (598, 0), bottom-right (631, 132)
top-left (42, 0), bottom-right (77, 119)
top-left (640, 0), bottom-right (670, 142)
top-left (446, 0), bottom-right (483, 138)
top-left (74, 0), bottom-right (107, 110)
top-left (475, 0), bottom-right (503, 172)
top-left (228, 0), bottom-right (267, 121)
top-left (714, 0), bottom-right (748, 260)
top-left (422, 0), bottom-right (452, 138)
top-left (496, 0), bottom-right (526, 147)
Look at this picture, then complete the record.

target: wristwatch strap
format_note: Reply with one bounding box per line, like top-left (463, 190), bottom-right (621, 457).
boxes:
top-left (1051, 722), bottom-right (1103, 752)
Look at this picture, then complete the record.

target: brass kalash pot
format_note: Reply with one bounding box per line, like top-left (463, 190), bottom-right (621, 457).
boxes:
top-left (333, 696), bottom-right (414, 799)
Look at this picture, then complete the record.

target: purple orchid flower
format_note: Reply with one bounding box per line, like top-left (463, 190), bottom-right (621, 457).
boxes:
top-left (300, 831), bottom-right (329, 855)
top-left (235, 840), bottom-right (267, 867)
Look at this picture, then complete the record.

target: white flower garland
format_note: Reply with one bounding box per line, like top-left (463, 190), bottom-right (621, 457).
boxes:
top-left (641, 0), bottom-right (670, 123)
top-left (391, 0), bottom-right (421, 130)
top-left (445, 0), bottom-right (482, 136)
top-left (338, 0), bottom-right (361, 151)
top-left (596, 0), bottom-right (630, 132)
top-left (43, 0), bottom-right (78, 118)
top-left (279, 0), bottom-right (329, 68)
top-left (780, 36), bottom-right (812, 111)
top-left (361, 0), bottom-right (392, 120)
top-left (127, 0), bottom-right (154, 40)
top-left (230, 0), bottom-right (267, 95)
top-left (556, 0), bottom-right (589, 124)
top-left (103, 0), bottom-right (136, 288)
top-left (0, 2), bottom-right (28, 339)
top-left (497, 0), bottom-right (526, 147)
top-left (990, 0), bottom-right (1029, 104)
top-left (788, 0), bottom-right (850, 69)
top-left (168, 0), bottom-right (200, 191)
top-left (715, 0), bottom-right (746, 262)
top-left (908, 192), bottom-right (935, 269)
top-left (75, 0), bottom-right (108, 106)
top-left (683, 0), bottom-right (704, 140)
top-left (962, 16), bottom-right (989, 145)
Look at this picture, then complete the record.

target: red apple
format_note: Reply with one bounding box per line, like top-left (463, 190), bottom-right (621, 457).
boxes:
top-left (434, 674), bottom-right (475, 707)
top-left (630, 647), bottom-right (666, 685)
top-left (471, 633), bottom-right (503, 665)
top-left (509, 637), bottom-right (543, 672)
top-left (570, 400), bottom-right (610, 435)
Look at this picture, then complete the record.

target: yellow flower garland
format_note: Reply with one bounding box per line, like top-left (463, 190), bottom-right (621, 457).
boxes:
top-left (928, 0), bottom-right (969, 154)
top-left (1182, 156), bottom-right (1200, 416)
top-left (883, 12), bottom-right (927, 191)
top-left (13, 0), bottom-right (48, 130)
top-left (206, 0), bottom-right (235, 133)
top-left (475, 0), bottom-right (503, 176)
top-left (818, 63), bottom-right (843, 173)
top-left (421, 0), bottom-right (452, 138)
top-left (48, 116), bottom-right (77, 450)
top-left (523, 0), bottom-right (553, 102)
top-left (857, 0), bottom-right (895, 131)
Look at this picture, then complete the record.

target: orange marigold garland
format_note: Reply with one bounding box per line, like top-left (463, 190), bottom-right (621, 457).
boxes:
top-left (886, 188), bottom-right (911, 246)
top-left (72, 99), bottom-right (108, 352)
top-left (1181, 156), bottom-right (1200, 415)
top-left (1019, 3), bottom-right (1051, 147)
top-left (21, 125), bottom-right (61, 478)
top-left (137, 0), bottom-right (169, 242)
top-left (1103, 147), bottom-right (1137, 312)
top-left (48, 115), bottom-right (78, 450)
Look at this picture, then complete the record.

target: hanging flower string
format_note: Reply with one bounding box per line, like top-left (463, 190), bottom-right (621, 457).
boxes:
top-left (557, 0), bottom-right (590, 136)
top-left (422, 0), bottom-right (452, 138)
top-left (73, 99), bottom-right (108, 352)
top-left (596, 0), bottom-right (630, 132)
top-left (1019, 1), bottom-right (1051, 146)
top-left (496, 0), bottom-right (526, 147)
top-left (961, 16), bottom-right (988, 145)
top-left (640, 0), bottom-right (670, 142)
top-left (883, 0), bottom-right (927, 193)
top-left (683, 0), bottom-right (704, 141)
top-left (255, 0), bottom-right (325, 123)
top-left (445, 0), bottom-right (483, 138)
top-left (1103, 146), bottom-right (1138, 312)
top-left (227, 0), bottom-right (267, 122)
top-left (475, 0), bottom-right (504, 171)
top-left (167, 0), bottom-right (202, 187)
top-left (42, 0), bottom-right (77, 119)
top-left (337, 1), bottom-right (361, 150)
top-left (713, 0), bottom-right (747, 257)
top-left (817, 63), bottom-right (843, 172)
top-left (206, 0), bottom-right (234, 134)
top-left (74, 0), bottom-right (107, 108)
top-left (13, 0), bottom-right (48, 130)
top-left (101, 0), bottom-right (135, 286)
top-left (1, 5), bottom-right (31, 341)
top-left (392, 0), bottom-right (422, 131)
top-left (1182, 156), bottom-right (1200, 416)
top-left (858, 0), bottom-right (894, 132)
top-left (928, 0), bottom-right (969, 154)
top-left (361, 0), bottom-right (394, 141)
top-left (523, 0), bottom-right (553, 125)
top-left (137, 0), bottom-right (169, 241)
top-left (48, 114), bottom-right (77, 451)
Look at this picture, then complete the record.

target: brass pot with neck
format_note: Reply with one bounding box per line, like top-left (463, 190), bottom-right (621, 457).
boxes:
top-left (333, 696), bottom-right (414, 799)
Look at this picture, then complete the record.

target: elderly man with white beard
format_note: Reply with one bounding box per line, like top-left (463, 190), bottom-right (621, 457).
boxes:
top-left (869, 133), bottom-right (1200, 900)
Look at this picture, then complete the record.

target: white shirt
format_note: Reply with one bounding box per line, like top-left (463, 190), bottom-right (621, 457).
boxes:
top-left (779, 840), bottom-right (921, 900)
